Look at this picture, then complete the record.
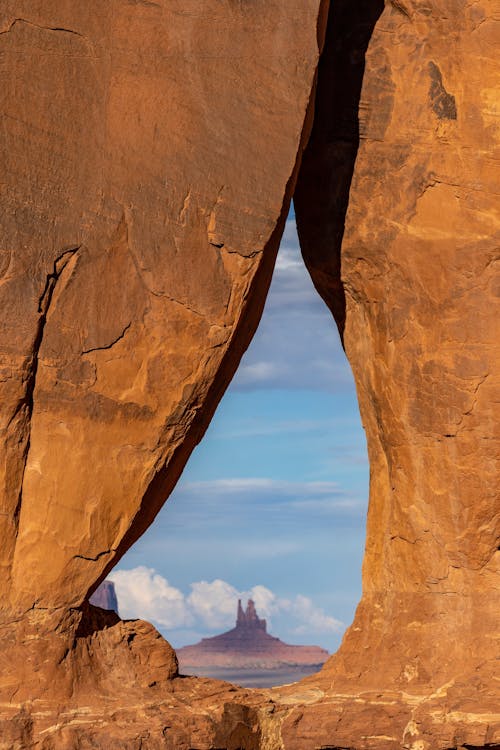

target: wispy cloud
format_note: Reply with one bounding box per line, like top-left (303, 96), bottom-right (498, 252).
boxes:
top-left (231, 218), bottom-right (352, 393)
top-left (211, 417), bottom-right (340, 440)
top-left (181, 477), bottom-right (342, 494)
top-left (176, 477), bottom-right (362, 513)
top-left (108, 567), bottom-right (343, 642)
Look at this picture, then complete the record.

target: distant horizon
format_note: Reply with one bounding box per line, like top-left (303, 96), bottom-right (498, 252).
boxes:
top-left (94, 578), bottom-right (333, 655)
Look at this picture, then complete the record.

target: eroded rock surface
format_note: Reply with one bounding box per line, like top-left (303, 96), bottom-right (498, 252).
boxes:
top-left (0, 0), bottom-right (326, 611)
top-left (292, 0), bottom-right (500, 745)
top-left (0, 0), bottom-right (498, 747)
top-left (0, 0), bottom-right (328, 743)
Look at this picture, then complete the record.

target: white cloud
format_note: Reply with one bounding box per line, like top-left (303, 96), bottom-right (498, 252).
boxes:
top-left (107, 567), bottom-right (343, 639)
top-left (187, 579), bottom-right (240, 629)
top-left (289, 595), bottom-right (343, 634)
top-left (108, 566), bottom-right (193, 629)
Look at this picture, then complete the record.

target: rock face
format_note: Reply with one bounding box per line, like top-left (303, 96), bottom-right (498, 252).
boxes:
top-left (287, 0), bottom-right (500, 745)
top-left (89, 580), bottom-right (119, 613)
top-left (0, 0), bottom-right (327, 618)
top-left (296, 0), bottom-right (499, 688)
top-left (0, 0), bottom-right (498, 747)
top-left (177, 599), bottom-right (329, 669)
top-left (0, 0), bottom-right (329, 743)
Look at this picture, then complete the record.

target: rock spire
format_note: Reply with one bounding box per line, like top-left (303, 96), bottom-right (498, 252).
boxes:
top-left (236, 599), bottom-right (267, 631)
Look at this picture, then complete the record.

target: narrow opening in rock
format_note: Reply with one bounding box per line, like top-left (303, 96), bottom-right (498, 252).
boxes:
top-left (104, 205), bottom-right (369, 688)
top-left (92, 0), bottom-right (383, 690)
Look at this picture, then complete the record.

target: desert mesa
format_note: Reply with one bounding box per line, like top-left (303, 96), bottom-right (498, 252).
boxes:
top-left (177, 598), bottom-right (329, 671)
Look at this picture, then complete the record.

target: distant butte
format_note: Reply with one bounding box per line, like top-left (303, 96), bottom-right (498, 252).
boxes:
top-left (177, 599), bottom-right (329, 670)
top-left (89, 580), bottom-right (119, 614)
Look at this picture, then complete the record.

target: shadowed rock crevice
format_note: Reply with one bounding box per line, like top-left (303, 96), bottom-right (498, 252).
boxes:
top-left (12, 247), bottom-right (79, 526)
top-left (294, 0), bottom-right (384, 341)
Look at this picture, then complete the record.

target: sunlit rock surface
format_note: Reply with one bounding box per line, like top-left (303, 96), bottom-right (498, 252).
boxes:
top-left (290, 0), bottom-right (500, 746)
top-left (0, 0), bottom-right (498, 747)
top-left (0, 0), bottom-right (327, 744)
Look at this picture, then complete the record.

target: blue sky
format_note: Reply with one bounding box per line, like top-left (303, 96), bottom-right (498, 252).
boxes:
top-left (110, 208), bottom-right (368, 653)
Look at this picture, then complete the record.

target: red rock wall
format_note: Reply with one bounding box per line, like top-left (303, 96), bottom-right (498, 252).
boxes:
top-left (0, 0), bottom-right (327, 617)
top-left (0, 0), bottom-right (498, 747)
top-left (290, 0), bottom-right (499, 743)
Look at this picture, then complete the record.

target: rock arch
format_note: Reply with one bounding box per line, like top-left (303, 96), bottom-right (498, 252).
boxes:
top-left (0, 0), bottom-right (497, 747)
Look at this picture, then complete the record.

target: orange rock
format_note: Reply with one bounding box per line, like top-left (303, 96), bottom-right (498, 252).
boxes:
top-left (0, 0), bottom-right (325, 613)
top-left (0, 0), bottom-right (327, 745)
top-left (292, 0), bottom-right (500, 746)
top-left (0, 0), bottom-right (498, 747)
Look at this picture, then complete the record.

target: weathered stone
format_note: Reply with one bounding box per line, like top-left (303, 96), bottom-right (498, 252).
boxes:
top-left (290, 0), bottom-right (499, 745)
top-left (0, 0), bottom-right (498, 747)
top-left (0, 0), bottom-right (325, 614)
top-left (0, 0), bottom-right (328, 743)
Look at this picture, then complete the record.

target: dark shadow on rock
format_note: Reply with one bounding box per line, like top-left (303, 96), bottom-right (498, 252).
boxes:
top-left (74, 600), bottom-right (121, 638)
top-left (294, 0), bottom-right (385, 341)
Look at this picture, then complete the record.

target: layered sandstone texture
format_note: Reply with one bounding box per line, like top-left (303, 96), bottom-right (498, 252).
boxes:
top-left (0, 0), bottom-right (326, 612)
top-left (289, 0), bottom-right (500, 745)
top-left (0, 0), bottom-right (329, 743)
top-left (0, 0), bottom-right (499, 748)
top-left (177, 599), bottom-right (329, 669)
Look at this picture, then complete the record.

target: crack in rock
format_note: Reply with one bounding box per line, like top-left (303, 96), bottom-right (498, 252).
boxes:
top-left (14, 247), bottom-right (80, 523)
top-left (82, 322), bottom-right (132, 355)
top-left (0, 18), bottom-right (85, 38)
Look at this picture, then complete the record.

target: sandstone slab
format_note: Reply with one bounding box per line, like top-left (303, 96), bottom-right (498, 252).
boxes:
top-left (0, 0), bottom-right (326, 614)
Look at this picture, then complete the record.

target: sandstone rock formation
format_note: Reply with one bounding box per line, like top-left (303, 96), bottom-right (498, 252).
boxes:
top-left (296, 0), bottom-right (499, 693)
top-left (0, 0), bottom-right (327, 619)
top-left (0, 0), bottom-right (498, 747)
top-left (287, 0), bottom-right (500, 745)
top-left (0, 0), bottom-right (328, 743)
top-left (89, 580), bottom-right (119, 613)
top-left (177, 599), bottom-right (329, 670)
